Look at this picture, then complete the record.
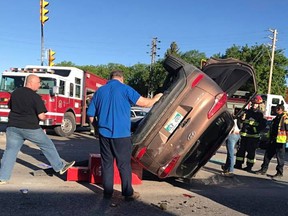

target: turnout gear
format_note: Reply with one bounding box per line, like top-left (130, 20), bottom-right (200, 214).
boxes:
top-left (235, 106), bottom-right (266, 170)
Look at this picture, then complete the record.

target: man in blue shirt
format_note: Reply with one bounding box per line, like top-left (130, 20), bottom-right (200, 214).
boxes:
top-left (87, 70), bottom-right (162, 201)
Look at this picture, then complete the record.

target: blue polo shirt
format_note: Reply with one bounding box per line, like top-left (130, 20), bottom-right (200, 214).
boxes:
top-left (87, 79), bottom-right (141, 138)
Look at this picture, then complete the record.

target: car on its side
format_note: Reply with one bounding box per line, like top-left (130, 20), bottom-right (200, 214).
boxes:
top-left (132, 55), bottom-right (257, 179)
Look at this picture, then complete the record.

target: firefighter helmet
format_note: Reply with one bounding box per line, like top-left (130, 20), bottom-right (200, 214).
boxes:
top-left (251, 95), bottom-right (263, 104)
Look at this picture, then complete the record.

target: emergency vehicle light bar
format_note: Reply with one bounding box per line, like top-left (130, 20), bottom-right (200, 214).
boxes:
top-left (9, 68), bottom-right (54, 74)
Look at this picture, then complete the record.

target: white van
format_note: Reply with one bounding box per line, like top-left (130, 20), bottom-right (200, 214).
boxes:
top-left (260, 94), bottom-right (288, 120)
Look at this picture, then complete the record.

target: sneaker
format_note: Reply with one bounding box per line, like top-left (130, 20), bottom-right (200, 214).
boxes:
top-left (254, 169), bottom-right (267, 175)
top-left (0, 180), bottom-right (7, 185)
top-left (271, 173), bottom-right (283, 180)
top-left (125, 191), bottom-right (140, 201)
top-left (221, 172), bottom-right (234, 178)
top-left (59, 161), bottom-right (75, 175)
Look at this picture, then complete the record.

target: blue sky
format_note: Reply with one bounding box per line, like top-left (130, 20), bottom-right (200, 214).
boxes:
top-left (0, 0), bottom-right (288, 73)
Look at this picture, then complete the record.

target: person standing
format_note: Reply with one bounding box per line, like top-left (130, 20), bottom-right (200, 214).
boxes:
top-left (221, 117), bottom-right (242, 177)
top-left (255, 104), bottom-right (288, 179)
top-left (234, 95), bottom-right (266, 172)
top-left (0, 74), bottom-right (75, 184)
top-left (87, 70), bottom-right (162, 201)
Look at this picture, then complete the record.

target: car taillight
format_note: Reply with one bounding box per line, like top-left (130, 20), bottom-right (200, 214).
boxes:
top-left (191, 74), bottom-right (204, 88)
top-left (159, 155), bottom-right (180, 178)
top-left (135, 147), bottom-right (147, 160)
top-left (207, 92), bottom-right (227, 119)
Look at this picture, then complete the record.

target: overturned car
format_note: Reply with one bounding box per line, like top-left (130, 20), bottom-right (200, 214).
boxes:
top-left (132, 55), bottom-right (257, 179)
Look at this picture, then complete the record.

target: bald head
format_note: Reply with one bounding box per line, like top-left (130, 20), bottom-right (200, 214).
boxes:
top-left (25, 74), bottom-right (41, 91)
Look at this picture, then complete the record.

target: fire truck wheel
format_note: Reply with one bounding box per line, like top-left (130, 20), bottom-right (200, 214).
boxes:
top-left (54, 112), bottom-right (76, 137)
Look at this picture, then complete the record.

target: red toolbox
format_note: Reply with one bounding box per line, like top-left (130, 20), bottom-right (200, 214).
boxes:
top-left (89, 153), bottom-right (142, 185)
top-left (89, 154), bottom-right (102, 184)
top-left (66, 166), bottom-right (90, 182)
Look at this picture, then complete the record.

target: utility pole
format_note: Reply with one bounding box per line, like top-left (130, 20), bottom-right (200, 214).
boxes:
top-left (147, 37), bottom-right (160, 98)
top-left (267, 28), bottom-right (277, 94)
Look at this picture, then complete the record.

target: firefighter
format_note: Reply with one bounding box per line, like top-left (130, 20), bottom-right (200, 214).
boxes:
top-left (234, 95), bottom-right (266, 172)
top-left (255, 104), bottom-right (288, 179)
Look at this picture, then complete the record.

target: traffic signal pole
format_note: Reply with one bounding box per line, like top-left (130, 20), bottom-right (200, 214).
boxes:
top-left (40, 0), bottom-right (49, 66)
top-left (41, 24), bottom-right (45, 66)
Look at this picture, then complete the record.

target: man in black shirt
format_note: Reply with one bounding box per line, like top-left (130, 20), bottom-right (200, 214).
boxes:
top-left (0, 74), bottom-right (74, 184)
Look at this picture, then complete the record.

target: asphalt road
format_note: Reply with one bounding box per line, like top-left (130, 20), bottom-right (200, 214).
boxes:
top-left (0, 128), bottom-right (287, 216)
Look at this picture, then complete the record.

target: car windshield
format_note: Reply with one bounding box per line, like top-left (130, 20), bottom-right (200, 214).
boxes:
top-left (0, 76), bottom-right (26, 92)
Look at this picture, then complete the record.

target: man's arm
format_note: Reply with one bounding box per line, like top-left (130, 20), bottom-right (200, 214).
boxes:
top-left (38, 112), bottom-right (46, 121)
top-left (136, 93), bottom-right (163, 108)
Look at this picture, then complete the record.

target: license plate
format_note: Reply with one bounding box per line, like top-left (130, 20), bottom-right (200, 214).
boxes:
top-left (164, 112), bottom-right (183, 134)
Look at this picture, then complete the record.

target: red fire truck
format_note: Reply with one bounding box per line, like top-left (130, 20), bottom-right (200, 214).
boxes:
top-left (0, 65), bottom-right (107, 137)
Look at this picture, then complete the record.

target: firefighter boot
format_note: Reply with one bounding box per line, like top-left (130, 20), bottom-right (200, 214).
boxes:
top-left (234, 161), bottom-right (242, 170)
top-left (254, 169), bottom-right (267, 175)
top-left (243, 166), bottom-right (253, 173)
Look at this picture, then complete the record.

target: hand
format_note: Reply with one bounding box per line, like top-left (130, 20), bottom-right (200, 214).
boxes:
top-left (153, 93), bottom-right (163, 102)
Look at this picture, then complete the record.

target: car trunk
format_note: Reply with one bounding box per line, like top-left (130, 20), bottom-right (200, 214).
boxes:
top-left (202, 58), bottom-right (257, 116)
top-left (132, 56), bottom-right (257, 146)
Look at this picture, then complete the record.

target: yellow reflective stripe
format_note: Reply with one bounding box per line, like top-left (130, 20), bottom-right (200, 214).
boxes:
top-left (243, 120), bottom-right (259, 126)
top-left (236, 157), bottom-right (244, 161)
top-left (247, 158), bottom-right (256, 163)
top-left (240, 132), bottom-right (260, 138)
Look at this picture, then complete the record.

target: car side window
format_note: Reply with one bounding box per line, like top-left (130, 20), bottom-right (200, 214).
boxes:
top-left (131, 111), bottom-right (136, 117)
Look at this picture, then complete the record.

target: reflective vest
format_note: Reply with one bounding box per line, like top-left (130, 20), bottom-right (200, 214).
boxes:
top-left (276, 113), bottom-right (288, 144)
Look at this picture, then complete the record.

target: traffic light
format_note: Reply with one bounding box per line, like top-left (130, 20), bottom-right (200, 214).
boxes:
top-left (48, 49), bottom-right (55, 66)
top-left (40, 0), bottom-right (49, 25)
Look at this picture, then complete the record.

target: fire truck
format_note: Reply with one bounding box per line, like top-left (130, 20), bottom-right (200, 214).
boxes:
top-left (0, 65), bottom-right (107, 137)
top-left (227, 90), bottom-right (251, 116)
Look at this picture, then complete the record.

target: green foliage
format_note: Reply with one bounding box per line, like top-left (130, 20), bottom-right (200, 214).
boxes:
top-left (217, 44), bottom-right (288, 96)
top-left (180, 50), bottom-right (207, 67)
top-left (57, 42), bottom-right (288, 98)
top-left (165, 41), bottom-right (181, 58)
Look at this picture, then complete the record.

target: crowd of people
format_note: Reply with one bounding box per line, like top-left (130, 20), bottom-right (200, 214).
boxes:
top-left (0, 71), bottom-right (162, 202)
top-left (0, 72), bottom-right (286, 202)
top-left (221, 94), bottom-right (287, 180)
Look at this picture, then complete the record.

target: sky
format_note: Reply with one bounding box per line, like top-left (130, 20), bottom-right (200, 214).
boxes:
top-left (0, 0), bottom-right (288, 73)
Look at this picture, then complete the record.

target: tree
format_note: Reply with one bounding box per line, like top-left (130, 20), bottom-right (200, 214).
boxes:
top-left (165, 41), bottom-right (181, 58)
top-left (181, 50), bottom-right (207, 68)
top-left (219, 44), bottom-right (288, 96)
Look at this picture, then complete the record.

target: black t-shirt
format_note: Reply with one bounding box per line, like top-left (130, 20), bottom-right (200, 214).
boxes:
top-left (8, 87), bottom-right (47, 129)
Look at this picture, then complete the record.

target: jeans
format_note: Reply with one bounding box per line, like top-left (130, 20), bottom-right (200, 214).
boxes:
top-left (0, 127), bottom-right (65, 181)
top-left (224, 133), bottom-right (240, 172)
